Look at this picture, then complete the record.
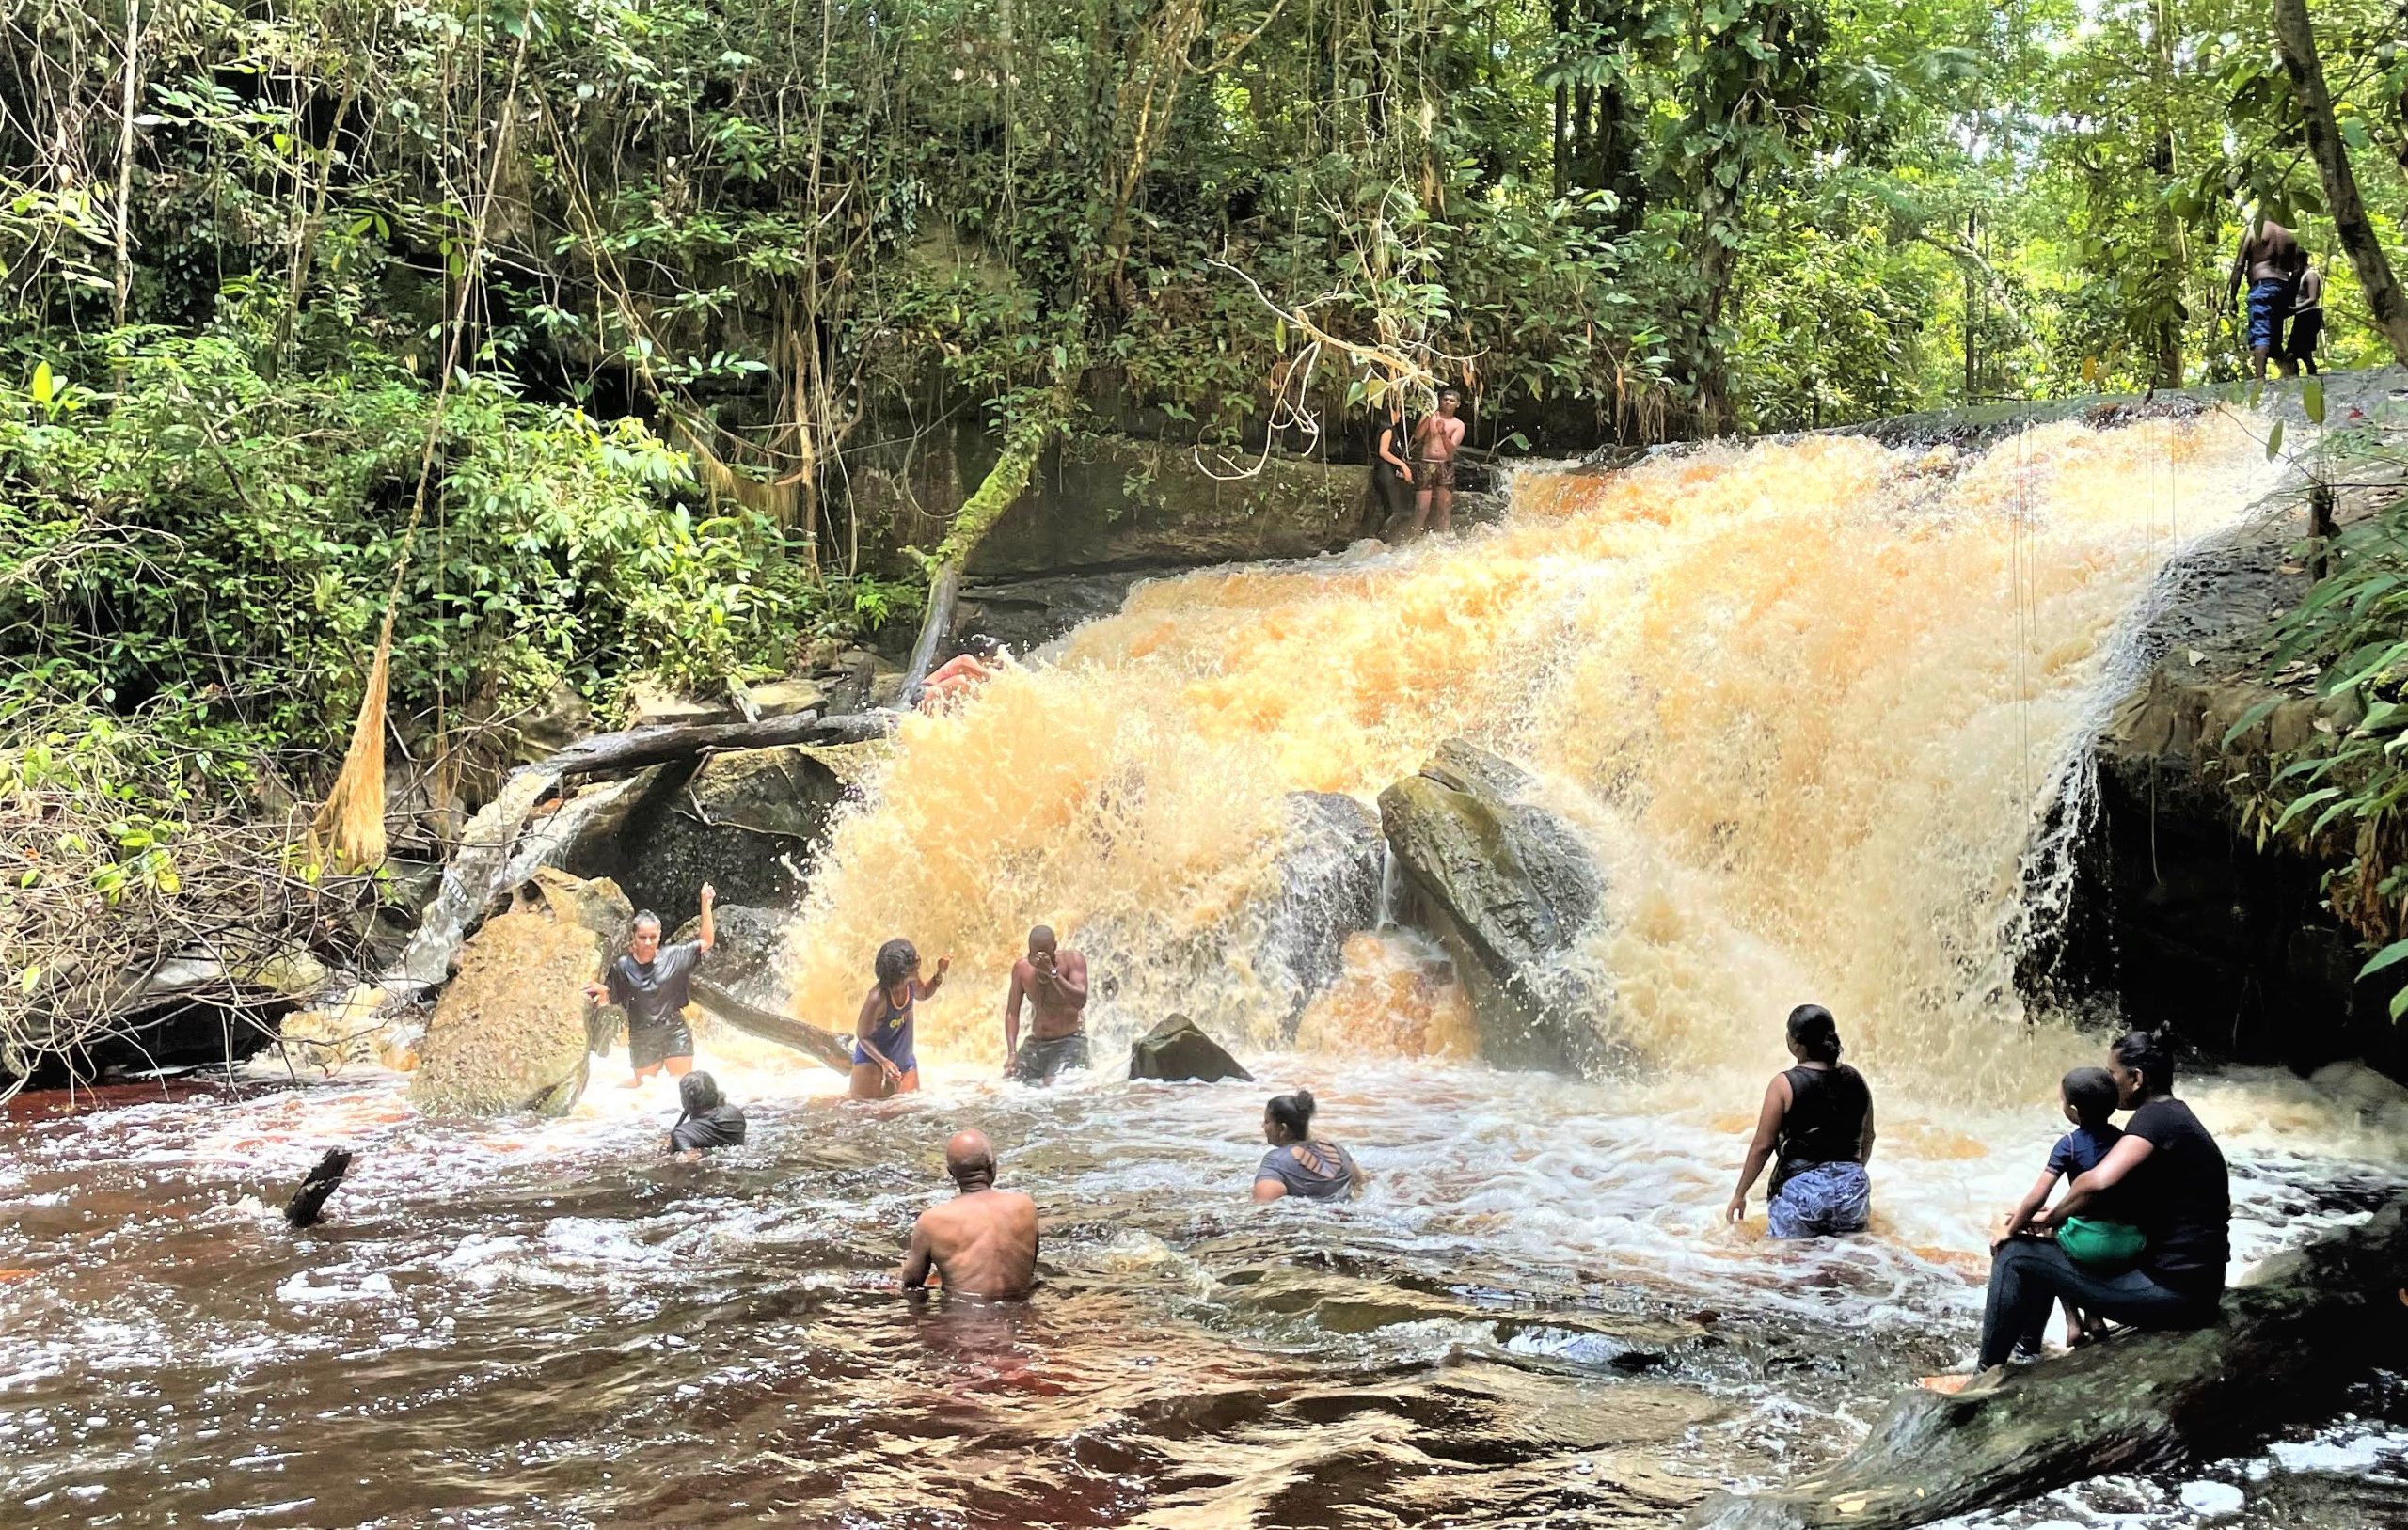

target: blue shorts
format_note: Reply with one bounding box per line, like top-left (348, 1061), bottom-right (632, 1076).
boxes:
top-left (2247, 278), bottom-right (2291, 353)
top-left (1767, 1161), bottom-right (1871, 1238)
top-left (852, 1041), bottom-right (915, 1072)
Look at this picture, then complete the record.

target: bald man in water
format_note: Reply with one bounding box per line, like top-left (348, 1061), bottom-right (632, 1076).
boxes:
top-left (900, 1130), bottom-right (1039, 1298)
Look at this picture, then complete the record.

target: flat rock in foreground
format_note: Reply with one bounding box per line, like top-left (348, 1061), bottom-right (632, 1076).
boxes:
top-left (1688, 1203), bottom-right (2408, 1530)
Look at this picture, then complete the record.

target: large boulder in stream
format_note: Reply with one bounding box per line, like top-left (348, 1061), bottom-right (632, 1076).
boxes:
top-left (1128, 1015), bottom-right (1255, 1083)
top-left (1264, 792), bottom-right (1386, 1036)
top-left (1379, 739), bottom-right (1608, 1075)
top-left (409, 869), bottom-right (633, 1117)
top-left (1688, 1202), bottom-right (2408, 1530)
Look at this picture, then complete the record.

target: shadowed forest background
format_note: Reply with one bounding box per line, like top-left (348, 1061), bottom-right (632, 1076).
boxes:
top-left (5, 0), bottom-right (2408, 1061)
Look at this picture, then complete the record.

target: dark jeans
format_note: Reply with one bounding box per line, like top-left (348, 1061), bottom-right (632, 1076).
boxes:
top-left (1370, 465), bottom-right (1414, 534)
top-left (1977, 1238), bottom-right (2218, 1368)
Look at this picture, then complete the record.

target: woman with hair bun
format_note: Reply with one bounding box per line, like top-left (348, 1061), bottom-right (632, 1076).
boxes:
top-left (1252, 1091), bottom-right (1367, 1202)
top-left (1725, 1003), bottom-right (1877, 1238)
top-left (1969, 1029), bottom-right (2230, 1369)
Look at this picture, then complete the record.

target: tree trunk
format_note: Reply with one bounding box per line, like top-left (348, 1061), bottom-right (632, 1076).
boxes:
top-left (540, 709), bottom-right (895, 779)
top-left (1687, 1203), bottom-right (2408, 1530)
top-left (2272, 0), bottom-right (2408, 364)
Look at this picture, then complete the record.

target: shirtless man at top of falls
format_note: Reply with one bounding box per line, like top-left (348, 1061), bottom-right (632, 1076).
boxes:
top-left (2226, 214), bottom-right (2305, 381)
top-left (1004, 925), bottom-right (1090, 1084)
top-left (901, 1130), bottom-right (1039, 1298)
top-left (1408, 386), bottom-right (1466, 537)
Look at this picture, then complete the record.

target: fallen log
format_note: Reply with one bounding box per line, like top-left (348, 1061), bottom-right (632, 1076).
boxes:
top-left (1688, 1203), bottom-right (2408, 1530)
top-left (283, 1148), bottom-right (354, 1228)
top-left (689, 977), bottom-right (854, 1074)
top-left (540, 709), bottom-right (895, 779)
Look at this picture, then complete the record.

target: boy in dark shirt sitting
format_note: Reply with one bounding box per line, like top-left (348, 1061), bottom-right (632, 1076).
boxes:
top-left (668, 1071), bottom-right (747, 1162)
top-left (1996, 1066), bottom-right (2146, 1349)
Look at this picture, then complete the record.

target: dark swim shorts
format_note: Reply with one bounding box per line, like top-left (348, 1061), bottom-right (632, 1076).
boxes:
top-left (1414, 457), bottom-right (1458, 491)
top-left (628, 1017), bottom-right (694, 1070)
top-left (2247, 278), bottom-right (2291, 354)
top-left (1012, 1032), bottom-right (1090, 1083)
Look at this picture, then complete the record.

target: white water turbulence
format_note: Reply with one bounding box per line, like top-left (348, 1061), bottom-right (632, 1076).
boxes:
top-left (778, 415), bottom-right (2278, 1093)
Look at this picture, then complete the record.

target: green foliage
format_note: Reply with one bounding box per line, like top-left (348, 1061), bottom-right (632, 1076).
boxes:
top-left (0, 333), bottom-right (819, 778)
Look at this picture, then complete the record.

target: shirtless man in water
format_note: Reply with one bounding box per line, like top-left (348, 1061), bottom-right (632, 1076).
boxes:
top-left (1408, 386), bottom-right (1467, 537)
top-left (901, 1130), bottom-right (1038, 1298)
top-left (1004, 925), bottom-right (1090, 1084)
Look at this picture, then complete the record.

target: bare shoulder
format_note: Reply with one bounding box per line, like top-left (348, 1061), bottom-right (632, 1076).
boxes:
top-left (1060, 949), bottom-right (1088, 977)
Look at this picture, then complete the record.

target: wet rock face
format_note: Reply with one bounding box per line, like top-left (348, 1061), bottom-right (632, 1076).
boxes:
top-left (2038, 511), bottom-right (2408, 1083)
top-left (562, 742), bottom-right (881, 925)
top-left (1378, 740), bottom-right (1608, 1076)
top-left (1263, 792), bottom-right (1386, 1038)
top-left (409, 871), bottom-right (632, 1117)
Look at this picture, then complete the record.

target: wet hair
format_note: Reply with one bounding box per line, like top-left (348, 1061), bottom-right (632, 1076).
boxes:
top-left (632, 910), bottom-right (663, 933)
top-left (1786, 1003), bottom-right (1842, 1065)
top-left (875, 938), bottom-right (920, 988)
top-left (960, 634), bottom-right (1003, 660)
top-left (2061, 1066), bottom-right (2118, 1128)
top-left (678, 1070), bottom-right (723, 1121)
top-left (1265, 1090), bottom-right (1317, 1143)
top-left (2110, 1029), bottom-right (2176, 1096)
top-left (1436, 384), bottom-right (1462, 400)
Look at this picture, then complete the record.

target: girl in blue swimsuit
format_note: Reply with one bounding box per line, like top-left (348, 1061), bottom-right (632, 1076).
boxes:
top-left (851, 938), bottom-right (948, 1099)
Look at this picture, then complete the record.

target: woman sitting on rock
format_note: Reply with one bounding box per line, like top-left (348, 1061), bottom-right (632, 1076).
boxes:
top-left (1972, 1029), bottom-right (2229, 1368)
top-left (1252, 1091), bottom-right (1367, 1202)
top-left (1725, 1004), bottom-right (1875, 1238)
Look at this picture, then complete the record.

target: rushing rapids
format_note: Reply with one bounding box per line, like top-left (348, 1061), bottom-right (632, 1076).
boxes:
top-left (6, 415), bottom-right (2408, 1529)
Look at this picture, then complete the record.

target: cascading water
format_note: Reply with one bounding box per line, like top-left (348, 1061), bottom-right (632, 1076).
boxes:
top-left (8, 413), bottom-right (2408, 1530)
top-left (774, 415), bottom-right (2274, 1091)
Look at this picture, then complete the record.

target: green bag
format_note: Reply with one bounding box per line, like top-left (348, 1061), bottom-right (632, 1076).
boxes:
top-left (2057, 1216), bottom-right (2147, 1270)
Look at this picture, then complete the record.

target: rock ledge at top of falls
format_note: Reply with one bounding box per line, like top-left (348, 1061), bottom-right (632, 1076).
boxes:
top-left (409, 868), bottom-right (632, 1117)
top-left (1378, 739), bottom-right (1609, 1076)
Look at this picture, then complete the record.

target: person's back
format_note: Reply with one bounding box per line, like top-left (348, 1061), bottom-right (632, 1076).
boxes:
top-left (1773, 1062), bottom-right (1871, 1188)
top-left (667, 1070), bottom-right (747, 1159)
top-left (2122, 1095), bottom-right (2230, 1297)
top-left (1258, 1139), bottom-right (1359, 1201)
top-left (913, 1187), bottom-right (1040, 1296)
top-left (902, 1129), bottom-right (1038, 1298)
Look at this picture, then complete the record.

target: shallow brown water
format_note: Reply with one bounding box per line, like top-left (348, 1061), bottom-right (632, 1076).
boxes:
top-left (2, 1059), bottom-right (2401, 1529)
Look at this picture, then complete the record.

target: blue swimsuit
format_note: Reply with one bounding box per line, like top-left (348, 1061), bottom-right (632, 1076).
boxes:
top-left (854, 986), bottom-right (917, 1072)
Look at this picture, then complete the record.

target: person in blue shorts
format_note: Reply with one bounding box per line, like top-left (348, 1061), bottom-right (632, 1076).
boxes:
top-left (2226, 214), bottom-right (2305, 380)
top-left (850, 938), bottom-right (947, 1099)
top-left (1725, 1004), bottom-right (1876, 1238)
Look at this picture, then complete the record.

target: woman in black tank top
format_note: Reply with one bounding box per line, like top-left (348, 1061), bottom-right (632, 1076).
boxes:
top-left (1725, 1005), bottom-right (1877, 1238)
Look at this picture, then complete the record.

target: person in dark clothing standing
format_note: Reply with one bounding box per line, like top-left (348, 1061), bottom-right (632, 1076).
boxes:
top-left (1367, 397), bottom-right (1416, 539)
top-left (584, 882), bottom-right (716, 1086)
top-left (1971, 1030), bottom-right (2229, 1370)
top-left (1726, 1004), bottom-right (1876, 1238)
top-left (2288, 261), bottom-right (2326, 375)
top-left (668, 1070), bottom-right (747, 1160)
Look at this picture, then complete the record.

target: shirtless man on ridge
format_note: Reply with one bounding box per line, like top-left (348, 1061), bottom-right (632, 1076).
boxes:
top-left (1408, 385), bottom-right (1467, 537)
top-left (1003, 925), bottom-right (1090, 1084)
top-left (900, 1130), bottom-right (1038, 1298)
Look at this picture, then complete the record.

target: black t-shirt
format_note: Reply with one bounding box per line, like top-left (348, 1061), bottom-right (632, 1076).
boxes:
top-left (2123, 1097), bottom-right (2230, 1296)
top-left (1371, 418), bottom-right (1410, 474)
top-left (606, 942), bottom-right (703, 1033)
top-left (669, 1103), bottom-right (747, 1154)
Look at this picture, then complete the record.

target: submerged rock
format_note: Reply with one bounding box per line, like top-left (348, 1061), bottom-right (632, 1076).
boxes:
top-left (1378, 739), bottom-right (1608, 1075)
top-left (409, 871), bottom-right (633, 1116)
top-left (1128, 1014), bottom-right (1254, 1083)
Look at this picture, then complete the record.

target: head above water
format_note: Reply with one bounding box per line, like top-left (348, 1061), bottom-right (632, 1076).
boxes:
top-left (1027, 925), bottom-right (1056, 958)
top-left (2108, 1029), bottom-right (2175, 1105)
top-left (1785, 1003), bottom-right (1842, 1065)
top-left (2060, 1066), bottom-right (2118, 1128)
top-left (630, 910), bottom-right (663, 961)
top-left (875, 938), bottom-right (920, 993)
top-left (946, 1128), bottom-right (997, 1190)
top-left (679, 1070), bottom-right (723, 1119)
top-left (1263, 1090), bottom-right (1317, 1144)
top-left (959, 634), bottom-right (1004, 662)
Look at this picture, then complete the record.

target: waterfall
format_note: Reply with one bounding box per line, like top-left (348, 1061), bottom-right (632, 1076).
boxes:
top-left (773, 414), bottom-right (2278, 1092)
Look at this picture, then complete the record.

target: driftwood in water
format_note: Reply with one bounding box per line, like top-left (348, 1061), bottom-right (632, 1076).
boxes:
top-left (689, 978), bottom-right (853, 1074)
top-left (898, 559), bottom-right (964, 709)
top-left (283, 1148), bottom-right (355, 1228)
top-left (1688, 1203), bottom-right (2408, 1530)
top-left (541, 709), bottom-right (895, 778)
